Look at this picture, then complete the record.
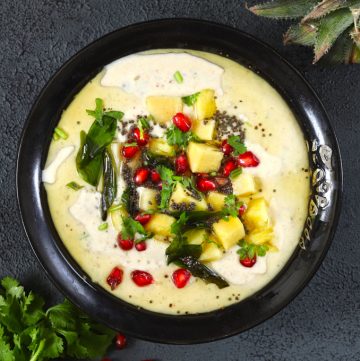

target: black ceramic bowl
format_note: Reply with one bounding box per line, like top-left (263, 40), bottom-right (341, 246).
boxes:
top-left (17, 19), bottom-right (342, 344)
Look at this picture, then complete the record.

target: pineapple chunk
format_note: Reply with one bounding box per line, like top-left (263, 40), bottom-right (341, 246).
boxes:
top-left (144, 213), bottom-right (175, 237)
top-left (245, 228), bottom-right (274, 245)
top-left (200, 237), bottom-right (223, 262)
top-left (187, 142), bottom-right (224, 173)
top-left (137, 187), bottom-right (158, 211)
top-left (192, 119), bottom-right (216, 140)
top-left (149, 138), bottom-right (175, 157)
top-left (170, 183), bottom-right (207, 211)
top-left (185, 229), bottom-right (207, 245)
top-left (206, 192), bottom-right (226, 211)
top-left (146, 96), bottom-right (183, 124)
top-left (232, 173), bottom-right (257, 197)
top-left (194, 89), bottom-right (216, 121)
top-left (243, 198), bottom-right (270, 231)
top-left (110, 206), bottom-right (128, 232)
top-left (212, 216), bottom-right (245, 250)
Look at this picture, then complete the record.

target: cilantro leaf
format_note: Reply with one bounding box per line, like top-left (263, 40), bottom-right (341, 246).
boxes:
top-left (237, 241), bottom-right (269, 259)
top-left (166, 125), bottom-right (202, 148)
top-left (121, 217), bottom-right (150, 242)
top-left (157, 165), bottom-right (176, 209)
top-left (182, 92), bottom-right (200, 106)
top-left (221, 195), bottom-right (242, 219)
top-left (227, 136), bottom-right (247, 156)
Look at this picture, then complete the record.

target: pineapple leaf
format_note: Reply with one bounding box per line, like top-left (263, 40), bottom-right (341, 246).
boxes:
top-left (248, 0), bottom-right (319, 19)
top-left (284, 23), bottom-right (318, 45)
top-left (314, 8), bottom-right (355, 62)
top-left (323, 28), bottom-right (360, 63)
top-left (302, 0), bottom-right (360, 23)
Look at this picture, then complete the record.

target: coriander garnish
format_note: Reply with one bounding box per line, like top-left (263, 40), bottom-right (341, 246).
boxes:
top-left (174, 70), bottom-right (184, 84)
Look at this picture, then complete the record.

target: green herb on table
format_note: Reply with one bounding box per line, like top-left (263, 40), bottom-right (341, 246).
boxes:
top-left (237, 239), bottom-right (269, 259)
top-left (173, 70), bottom-right (184, 84)
top-left (66, 181), bottom-right (84, 191)
top-left (53, 127), bottom-right (68, 140)
top-left (0, 277), bottom-right (115, 361)
top-left (227, 135), bottom-right (247, 156)
top-left (181, 92), bottom-right (200, 106)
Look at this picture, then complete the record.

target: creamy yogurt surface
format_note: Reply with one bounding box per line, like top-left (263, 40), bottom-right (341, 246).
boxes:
top-left (43, 50), bottom-right (310, 314)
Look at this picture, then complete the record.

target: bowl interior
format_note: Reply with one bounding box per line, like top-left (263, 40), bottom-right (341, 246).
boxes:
top-left (17, 19), bottom-right (342, 344)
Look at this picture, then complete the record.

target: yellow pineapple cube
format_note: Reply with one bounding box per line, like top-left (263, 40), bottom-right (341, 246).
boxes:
top-left (232, 173), bottom-right (257, 197)
top-left (243, 198), bottom-right (270, 231)
top-left (144, 213), bottom-right (175, 237)
top-left (200, 237), bottom-right (224, 262)
top-left (245, 228), bottom-right (274, 245)
top-left (194, 89), bottom-right (216, 121)
top-left (212, 216), bottom-right (245, 250)
top-left (146, 96), bottom-right (183, 124)
top-left (185, 229), bottom-right (207, 245)
top-left (170, 183), bottom-right (207, 211)
top-left (206, 192), bottom-right (226, 211)
top-left (110, 206), bottom-right (128, 232)
top-left (192, 119), bottom-right (216, 140)
top-left (187, 142), bottom-right (224, 173)
top-left (137, 187), bottom-right (158, 211)
top-left (148, 138), bottom-right (175, 157)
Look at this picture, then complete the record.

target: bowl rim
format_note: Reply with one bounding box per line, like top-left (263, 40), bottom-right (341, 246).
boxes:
top-left (16, 18), bottom-right (343, 344)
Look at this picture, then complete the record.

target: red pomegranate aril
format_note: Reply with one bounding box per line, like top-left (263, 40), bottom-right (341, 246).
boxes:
top-left (135, 213), bottom-right (151, 225)
top-left (238, 204), bottom-right (247, 217)
top-left (132, 127), bottom-right (150, 146)
top-left (106, 267), bottom-right (123, 290)
top-left (122, 144), bottom-right (139, 159)
top-left (135, 241), bottom-right (147, 252)
top-left (223, 158), bottom-right (238, 177)
top-left (172, 268), bottom-right (191, 289)
top-left (240, 255), bottom-right (257, 268)
top-left (134, 167), bottom-right (150, 185)
top-left (221, 140), bottom-right (233, 155)
top-left (172, 112), bottom-right (192, 132)
top-left (150, 169), bottom-right (161, 183)
top-left (238, 151), bottom-right (260, 167)
top-left (197, 177), bottom-right (217, 192)
top-left (115, 333), bottom-right (127, 349)
top-left (117, 235), bottom-right (134, 251)
top-left (175, 154), bottom-right (189, 174)
top-left (131, 270), bottom-right (154, 286)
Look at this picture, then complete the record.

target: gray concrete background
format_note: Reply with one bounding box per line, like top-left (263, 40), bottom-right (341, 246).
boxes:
top-left (1, 1), bottom-right (359, 360)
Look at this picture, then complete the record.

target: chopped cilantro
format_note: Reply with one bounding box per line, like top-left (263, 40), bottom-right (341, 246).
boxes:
top-left (221, 194), bottom-right (242, 219)
top-left (182, 92), bottom-right (200, 106)
top-left (237, 239), bottom-right (269, 260)
top-left (227, 136), bottom-right (247, 156)
top-left (229, 167), bottom-right (242, 180)
top-left (166, 125), bottom-right (202, 148)
top-left (86, 98), bottom-right (124, 124)
top-left (121, 217), bottom-right (151, 242)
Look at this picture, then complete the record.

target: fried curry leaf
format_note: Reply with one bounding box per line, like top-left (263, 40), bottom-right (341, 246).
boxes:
top-left (100, 149), bottom-right (117, 221)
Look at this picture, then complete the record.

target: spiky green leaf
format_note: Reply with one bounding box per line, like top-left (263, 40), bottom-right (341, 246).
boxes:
top-left (284, 23), bottom-right (318, 45)
top-left (314, 8), bottom-right (355, 62)
top-left (302, 0), bottom-right (360, 23)
top-left (249, 0), bottom-right (319, 19)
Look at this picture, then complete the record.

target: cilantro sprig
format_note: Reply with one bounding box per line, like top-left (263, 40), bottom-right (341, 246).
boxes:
top-left (0, 277), bottom-right (115, 361)
top-left (227, 135), bottom-right (247, 156)
top-left (221, 194), bottom-right (243, 220)
top-left (86, 98), bottom-right (124, 125)
top-left (237, 239), bottom-right (269, 260)
top-left (121, 217), bottom-right (152, 243)
top-left (166, 125), bottom-right (201, 148)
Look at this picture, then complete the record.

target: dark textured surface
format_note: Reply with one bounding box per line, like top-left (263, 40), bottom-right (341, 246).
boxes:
top-left (0, 1), bottom-right (359, 360)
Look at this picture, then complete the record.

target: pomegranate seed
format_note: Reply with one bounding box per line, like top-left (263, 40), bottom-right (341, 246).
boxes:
top-left (131, 270), bottom-right (154, 286)
top-left (196, 177), bottom-right (217, 192)
top-left (172, 268), bottom-right (191, 288)
top-left (214, 176), bottom-right (230, 187)
top-left (122, 143), bottom-right (139, 159)
top-left (238, 204), bottom-right (247, 216)
top-left (132, 127), bottom-right (150, 146)
top-left (238, 151), bottom-right (260, 167)
top-left (172, 112), bottom-right (192, 132)
top-left (150, 169), bottom-right (161, 183)
top-left (115, 333), bottom-right (127, 349)
top-left (135, 214), bottom-right (151, 225)
top-left (134, 167), bottom-right (150, 185)
top-left (223, 158), bottom-right (238, 177)
top-left (175, 154), bottom-right (189, 174)
top-left (240, 255), bottom-right (257, 268)
top-left (135, 241), bottom-right (147, 252)
top-left (106, 267), bottom-right (123, 290)
top-left (221, 140), bottom-right (233, 155)
top-left (117, 235), bottom-right (134, 251)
